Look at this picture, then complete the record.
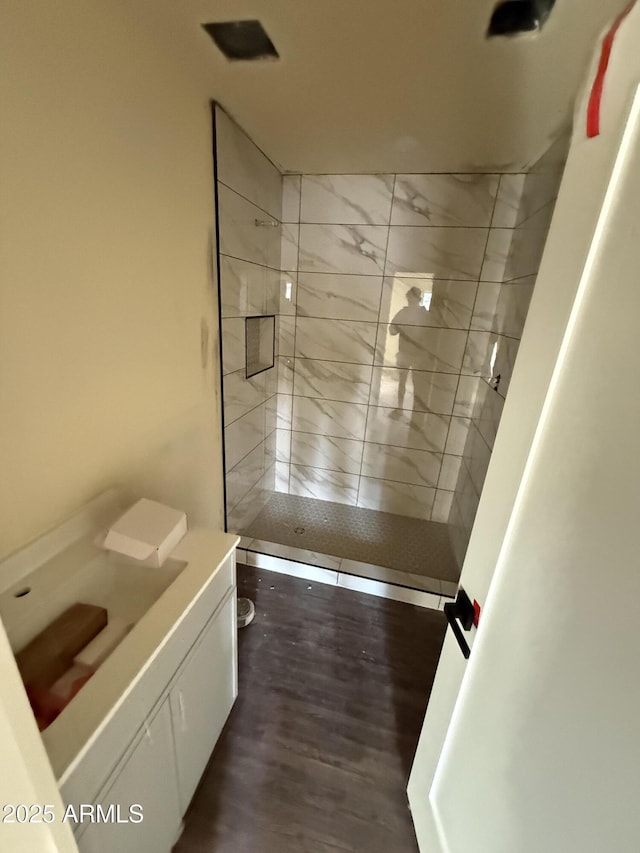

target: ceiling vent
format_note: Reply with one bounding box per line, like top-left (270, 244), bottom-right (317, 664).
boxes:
top-left (202, 20), bottom-right (279, 61)
top-left (487, 0), bottom-right (556, 37)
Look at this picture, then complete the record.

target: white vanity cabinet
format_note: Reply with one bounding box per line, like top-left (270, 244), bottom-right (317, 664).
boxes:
top-left (170, 592), bottom-right (237, 812)
top-left (76, 595), bottom-right (237, 852)
top-left (75, 700), bottom-right (182, 853)
top-left (47, 532), bottom-right (241, 853)
top-left (0, 494), bottom-right (239, 853)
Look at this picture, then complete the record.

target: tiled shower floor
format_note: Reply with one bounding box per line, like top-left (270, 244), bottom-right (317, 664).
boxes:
top-left (239, 493), bottom-right (459, 598)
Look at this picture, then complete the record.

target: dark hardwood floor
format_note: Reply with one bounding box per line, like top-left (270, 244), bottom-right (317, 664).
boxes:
top-left (173, 565), bottom-right (446, 853)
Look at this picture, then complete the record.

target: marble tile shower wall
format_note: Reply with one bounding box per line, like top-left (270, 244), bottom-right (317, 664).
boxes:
top-left (276, 170), bottom-right (536, 522)
top-left (215, 103), bottom-right (568, 544)
top-left (448, 134), bottom-right (570, 566)
top-left (215, 107), bottom-right (290, 532)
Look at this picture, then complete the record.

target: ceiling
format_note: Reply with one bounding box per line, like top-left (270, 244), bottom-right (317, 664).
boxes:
top-left (149, 0), bottom-right (629, 173)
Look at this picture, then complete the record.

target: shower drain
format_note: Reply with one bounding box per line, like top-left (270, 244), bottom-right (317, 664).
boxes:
top-left (294, 527), bottom-right (305, 535)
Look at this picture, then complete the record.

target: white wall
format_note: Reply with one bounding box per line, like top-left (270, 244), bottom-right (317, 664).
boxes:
top-left (0, 4), bottom-right (227, 841)
top-left (410, 6), bottom-right (640, 850)
top-left (0, 0), bottom-right (224, 561)
top-left (433, 77), bottom-right (640, 853)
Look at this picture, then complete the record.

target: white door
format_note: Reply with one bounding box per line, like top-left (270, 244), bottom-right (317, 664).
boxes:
top-left (408, 11), bottom-right (640, 852)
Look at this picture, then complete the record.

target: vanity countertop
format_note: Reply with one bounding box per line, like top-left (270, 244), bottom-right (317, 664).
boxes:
top-left (42, 527), bottom-right (238, 784)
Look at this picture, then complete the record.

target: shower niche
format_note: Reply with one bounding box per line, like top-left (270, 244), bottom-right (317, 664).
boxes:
top-left (245, 315), bottom-right (275, 379)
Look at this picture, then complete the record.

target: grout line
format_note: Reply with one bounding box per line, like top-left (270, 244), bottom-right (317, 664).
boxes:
top-left (500, 272), bottom-right (541, 286)
top-left (219, 252), bottom-right (291, 275)
top-left (275, 267), bottom-right (384, 278)
top-left (468, 411), bottom-right (497, 455)
top-left (285, 428), bottom-right (456, 454)
top-left (224, 391), bottom-right (277, 428)
top-left (288, 462), bottom-right (444, 492)
top-left (226, 435), bottom-right (268, 477)
top-left (515, 196), bottom-right (560, 230)
top-left (442, 174), bottom-right (505, 525)
top-left (387, 175), bottom-right (397, 230)
top-left (287, 315), bottom-right (476, 331)
top-left (227, 463), bottom-right (272, 516)
top-left (296, 220), bottom-right (494, 229)
top-left (296, 271), bottom-right (478, 281)
top-left (357, 175), bottom-right (396, 509)
top-left (285, 174), bottom-right (303, 495)
top-left (226, 366), bottom-right (488, 415)
top-left (289, 390), bottom-right (454, 416)
top-left (284, 434), bottom-right (458, 457)
top-left (226, 397), bottom-right (285, 474)
top-left (460, 454), bottom-right (483, 502)
top-left (290, 170), bottom-right (527, 177)
top-left (218, 179), bottom-right (282, 224)
top-left (453, 176), bottom-right (504, 438)
top-left (294, 356), bottom-right (461, 375)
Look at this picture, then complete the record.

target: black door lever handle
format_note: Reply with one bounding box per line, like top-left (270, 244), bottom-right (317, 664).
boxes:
top-left (443, 588), bottom-right (475, 659)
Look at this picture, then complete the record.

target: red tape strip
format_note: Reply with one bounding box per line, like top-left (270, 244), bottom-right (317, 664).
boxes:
top-left (586, 1), bottom-right (636, 138)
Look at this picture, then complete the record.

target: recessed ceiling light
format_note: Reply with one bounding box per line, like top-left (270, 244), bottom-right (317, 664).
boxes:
top-left (202, 20), bottom-right (279, 61)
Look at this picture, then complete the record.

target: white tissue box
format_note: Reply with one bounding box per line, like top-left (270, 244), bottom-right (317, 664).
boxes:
top-left (103, 498), bottom-right (187, 567)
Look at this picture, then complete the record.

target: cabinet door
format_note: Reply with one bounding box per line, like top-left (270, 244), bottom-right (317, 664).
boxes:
top-left (170, 592), bottom-right (237, 812)
top-left (77, 700), bottom-right (181, 853)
